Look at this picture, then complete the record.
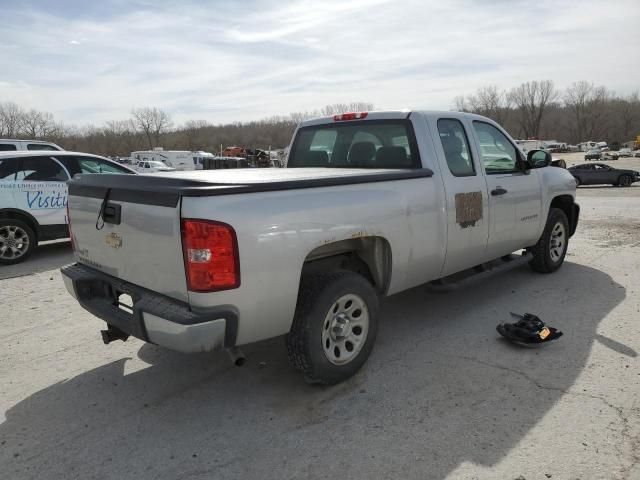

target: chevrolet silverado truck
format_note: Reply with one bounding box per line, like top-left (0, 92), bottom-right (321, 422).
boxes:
top-left (61, 110), bottom-right (579, 385)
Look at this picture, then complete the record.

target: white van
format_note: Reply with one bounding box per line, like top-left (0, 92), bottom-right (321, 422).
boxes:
top-left (0, 139), bottom-right (63, 152)
top-left (0, 151), bottom-right (135, 264)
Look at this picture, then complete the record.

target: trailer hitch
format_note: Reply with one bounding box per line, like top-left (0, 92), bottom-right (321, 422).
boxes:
top-left (100, 325), bottom-right (130, 344)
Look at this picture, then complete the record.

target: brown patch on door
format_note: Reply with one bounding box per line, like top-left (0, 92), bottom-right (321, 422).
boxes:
top-left (455, 191), bottom-right (483, 228)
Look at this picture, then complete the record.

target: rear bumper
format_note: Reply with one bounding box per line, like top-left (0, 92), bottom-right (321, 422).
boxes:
top-left (61, 263), bottom-right (238, 353)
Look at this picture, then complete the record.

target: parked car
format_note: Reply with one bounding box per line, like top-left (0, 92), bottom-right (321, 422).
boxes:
top-left (617, 148), bottom-right (633, 158)
top-left (0, 139), bottom-right (63, 152)
top-left (634, 150), bottom-right (640, 158)
top-left (584, 149), bottom-right (601, 160)
top-left (135, 160), bottom-right (176, 173)
top-left (0, 151), bottom-right (136, 264)
top-left (568, 163), bottom-right (640, 187)
top-left (602, 152), bottom-right (619, 161)
top-left (62, 110), bottom-right (580, 385)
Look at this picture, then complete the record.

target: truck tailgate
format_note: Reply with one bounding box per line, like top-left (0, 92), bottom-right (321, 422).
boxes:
top-left (68, 182), bottom-right (188, 302)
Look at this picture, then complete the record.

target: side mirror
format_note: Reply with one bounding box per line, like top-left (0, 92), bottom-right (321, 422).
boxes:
top-left (527, 149), bottom-right (552, 169)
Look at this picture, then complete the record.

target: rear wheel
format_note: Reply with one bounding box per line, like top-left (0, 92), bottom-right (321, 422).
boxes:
top-left (529, 208), bottom-right (569, 273)
top-left (0, 219), bottom-right (36, 265)
top-left (574, 177), bottom-right (581, 187)
top-left (618, 174), bottom-right (632, 187)
top-left (286, 270), bottom-right (379, 385)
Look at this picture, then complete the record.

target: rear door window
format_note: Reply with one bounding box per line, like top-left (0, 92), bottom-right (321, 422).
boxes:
top-left (437, 119), bottom-right (475, 176)
top-left (0, 144), bottom-right (18, 151)
top-left (27, 144), bottom-right (59, 151)
top-left (0, 157), bottom-right (21, 180)
top-left (16, 156), bottom-right (69, 181)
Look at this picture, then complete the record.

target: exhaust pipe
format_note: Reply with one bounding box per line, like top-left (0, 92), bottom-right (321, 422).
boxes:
top-left (100, 325), bottom-right (130, 344)
top-left (227, 347), bottom-right (246, 367)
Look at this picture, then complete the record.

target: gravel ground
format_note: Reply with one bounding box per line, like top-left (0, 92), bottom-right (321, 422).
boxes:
top-left (1, 172), bottom-right (639, 480)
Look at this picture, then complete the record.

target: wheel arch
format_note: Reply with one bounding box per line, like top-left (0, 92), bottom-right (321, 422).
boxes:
top-left (549, 195), bottom-right (579, 237)
top-left (301, 236), bottom-right (392, 295)
top-left (0, 208), bottom-right (41, 240)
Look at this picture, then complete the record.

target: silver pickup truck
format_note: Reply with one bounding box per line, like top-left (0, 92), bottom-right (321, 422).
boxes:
top-left (61, 110), bottom-right (579, 384)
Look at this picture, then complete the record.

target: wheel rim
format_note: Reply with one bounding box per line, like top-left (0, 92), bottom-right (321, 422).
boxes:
top-left (621, 176), bottom-right (630, 186)
top-left (0, 225), bottom-right (30, 260)
top-left (321, 293), bottom-right (369, 365)
top-left (549, 222), bottom-right (566, 263)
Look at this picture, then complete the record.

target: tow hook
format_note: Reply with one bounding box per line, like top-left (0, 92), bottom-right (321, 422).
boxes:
top-left (100, 325), bottom-right (130, 344)
top-left (227, 347), bottom-right (246, 367)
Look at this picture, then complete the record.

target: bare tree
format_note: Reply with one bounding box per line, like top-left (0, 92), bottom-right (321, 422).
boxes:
top-left (508, 80), bottom-right (557, 138)
top-left (131, 107), bottom-right (173, 149)
top-left (453, 95), bottom-right (469, 112)
top-left (0, 102), bottom-right (25, 137)
top-left (320, 102), bottom-right (374, 116)
top-left (20, 109), bottom-right (56, 138)
top-left (182, 119), bottom-right (210, 150)
top-left (564, 81), bottom-right (614, 142)
top-left (455, 86), bottom-right (511, 124)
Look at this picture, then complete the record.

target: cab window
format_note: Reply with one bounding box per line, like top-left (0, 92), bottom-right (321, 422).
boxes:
top-left (289, 120), bottom-right (419, 168)
top-left (437, 119), bottom-right (475, 176)
top-left (0, 144), bottom-right (18, 151)
top-left (472, 121), bottom-right (520, 174)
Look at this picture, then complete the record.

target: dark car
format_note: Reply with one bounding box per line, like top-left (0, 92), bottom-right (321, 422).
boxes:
top-left (568, 163), bottom-right (640, 187)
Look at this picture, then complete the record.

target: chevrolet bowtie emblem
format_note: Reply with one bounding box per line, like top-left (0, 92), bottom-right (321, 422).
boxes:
top-left (105, 232), bottom-right (122, 249)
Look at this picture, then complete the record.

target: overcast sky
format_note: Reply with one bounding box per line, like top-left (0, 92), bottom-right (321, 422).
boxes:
top-left (1, 0), bottom-right (639, 126)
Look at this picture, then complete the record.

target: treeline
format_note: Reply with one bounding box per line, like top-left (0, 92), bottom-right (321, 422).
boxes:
top-left (0, 102), bottom-right (373, 157)
top-left (3, 81), bottom-right (638, 156)
top-left (454, 81), bottom-right (640, 144)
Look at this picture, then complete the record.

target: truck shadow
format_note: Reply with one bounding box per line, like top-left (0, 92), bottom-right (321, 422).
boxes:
top-left (0, 240), bottom-right (73, 280)
top-left (0, 260), bottom-right (626, 479)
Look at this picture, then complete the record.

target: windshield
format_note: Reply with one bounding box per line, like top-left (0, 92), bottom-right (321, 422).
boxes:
top-left (149, 161), bottom-right (167, 167)
top-left (288, 120), bottom-right (420, 168)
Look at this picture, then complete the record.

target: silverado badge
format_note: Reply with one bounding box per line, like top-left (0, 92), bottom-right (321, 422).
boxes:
top-left (105, 232), bottom-right (122, 249)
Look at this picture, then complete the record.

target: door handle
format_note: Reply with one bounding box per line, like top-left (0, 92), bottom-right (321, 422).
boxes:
top-left (491, 187), bottom-right (507, 196)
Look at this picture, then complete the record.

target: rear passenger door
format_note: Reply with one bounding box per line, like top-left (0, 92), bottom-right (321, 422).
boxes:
top-left (470, 121), bottom-right (543, 257)
top-left (12, 156), bottom-right (70, 226)
top-left (431, 116), bottom-right (490, 276)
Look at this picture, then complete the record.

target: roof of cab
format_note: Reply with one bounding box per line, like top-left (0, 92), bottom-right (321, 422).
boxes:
top-left (297, 109), bottom-right (494, 127)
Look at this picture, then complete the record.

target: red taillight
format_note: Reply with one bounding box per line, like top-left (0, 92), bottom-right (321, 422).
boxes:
top-left (181, 219), bottom-right (240, 292)
top-left (333, 112), bottom-right (368, 121)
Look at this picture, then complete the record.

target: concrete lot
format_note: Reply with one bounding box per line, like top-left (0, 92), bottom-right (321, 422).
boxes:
top-left (1, 165), bottom-right (639, 479)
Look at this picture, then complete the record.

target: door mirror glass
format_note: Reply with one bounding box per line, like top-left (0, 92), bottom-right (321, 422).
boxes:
top-left (527, 149), bottom-right (552, 168)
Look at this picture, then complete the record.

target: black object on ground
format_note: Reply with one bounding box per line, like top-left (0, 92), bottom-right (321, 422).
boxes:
top-left (496, 312), bottom-right (563, 346)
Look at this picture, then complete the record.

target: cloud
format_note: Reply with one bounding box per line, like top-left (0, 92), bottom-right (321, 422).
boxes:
top-left (2, 0), bottom-right (639, 126)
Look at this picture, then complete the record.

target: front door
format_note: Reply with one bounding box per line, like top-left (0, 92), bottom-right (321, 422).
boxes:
top-left (469, 121), bottom-right (542, 258)
top-left (430, 117), bottom-right (490, 276)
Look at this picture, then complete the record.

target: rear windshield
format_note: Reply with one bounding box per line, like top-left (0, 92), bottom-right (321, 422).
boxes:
top-left (288, 120), bottom-right (420, 168)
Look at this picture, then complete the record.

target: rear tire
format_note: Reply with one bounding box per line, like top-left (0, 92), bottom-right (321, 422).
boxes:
top-left (528, 208), bottom-right (569, 274)
top-left (574, 177), bottom-right (581, 187)
top-left (286, 270), bottom-right (379, 385)
top-left (0, 219), bottom-right (36, 265)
